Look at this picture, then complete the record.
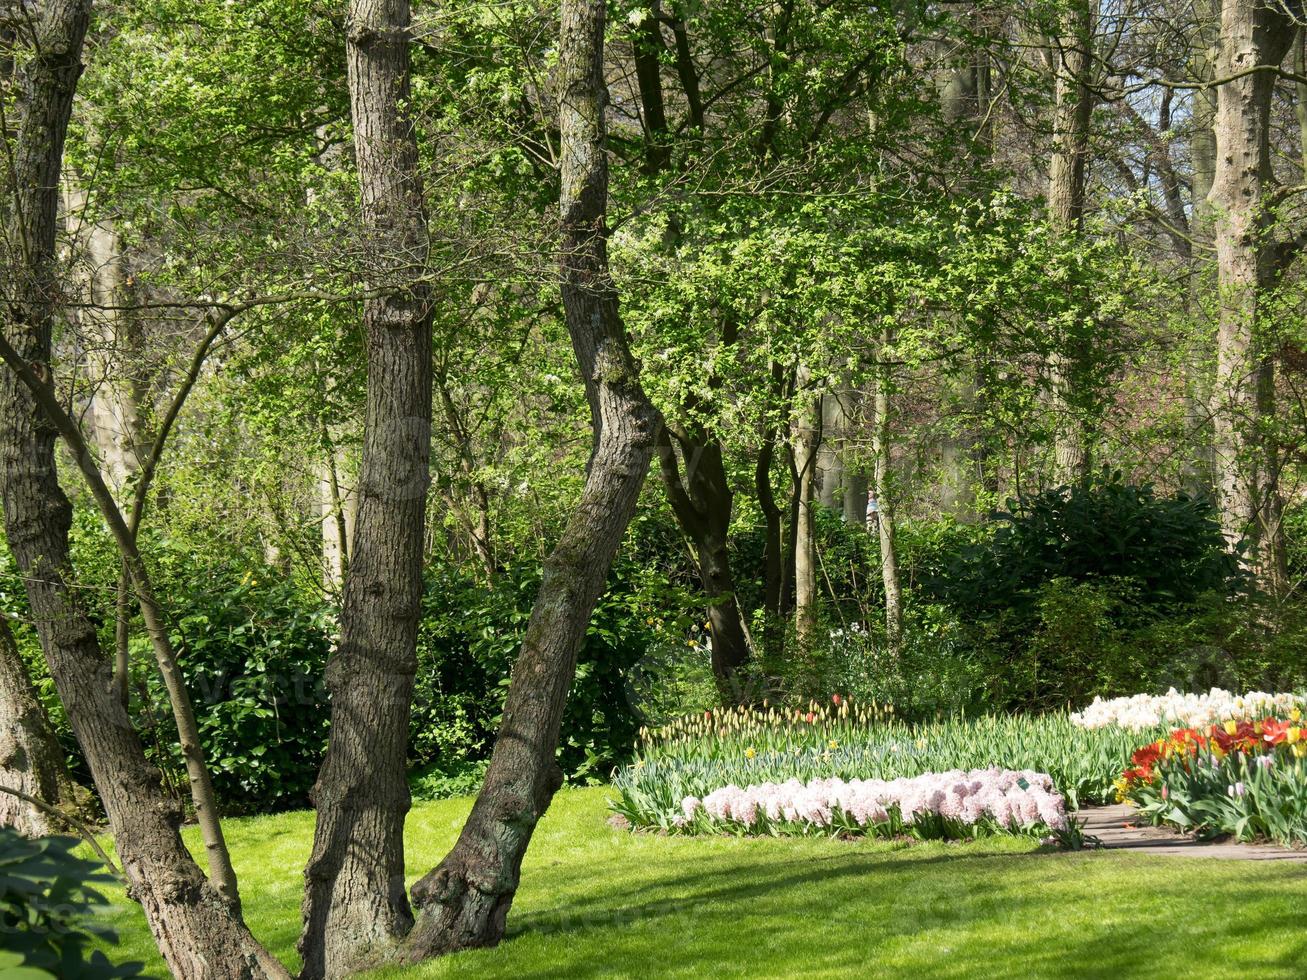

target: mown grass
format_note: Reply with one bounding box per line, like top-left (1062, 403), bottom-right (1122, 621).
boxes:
top-left (99, 787), bottom-right (1307, 978)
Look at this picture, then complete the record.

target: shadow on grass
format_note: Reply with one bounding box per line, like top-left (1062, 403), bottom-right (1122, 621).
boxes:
top-left (476, 837), bottom-right (1307, 979)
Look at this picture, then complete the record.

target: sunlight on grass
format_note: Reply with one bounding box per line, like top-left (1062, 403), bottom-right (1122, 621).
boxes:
top-left (98, 788), bottom-right (1307, 979)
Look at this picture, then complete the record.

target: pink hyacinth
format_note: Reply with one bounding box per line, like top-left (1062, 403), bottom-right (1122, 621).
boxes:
top-left (677, 768), bottom-right (1067, 837)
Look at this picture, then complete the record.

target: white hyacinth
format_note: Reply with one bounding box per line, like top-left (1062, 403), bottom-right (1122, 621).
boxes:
top-left (1070, 687), bottom-right (1305, 731)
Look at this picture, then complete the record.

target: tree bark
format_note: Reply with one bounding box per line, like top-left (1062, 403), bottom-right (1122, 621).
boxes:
top-left (0, 3), bottom-right (283, 974)
top-left (63, 183), bottom-right (147, 495)
top-left (756, 361), bottom-right (787, 657)
top-left (791, 366), bottom-right (820, 645)
top-left (657, 427), bottom-right (751, 699)
top-left (816, 391), bottom-right (845, 509)
top-left (1184, 9), bottom-right (1220, 498)
top-left (399, 0), bottom-right (657, 960)
top-left (1208, 0), bottom-right (1296, 592)
top-left (298, 0), bottom-right (433, 974)
top-left (0, 616), bottom-right (77, 836)
top-left (1047, 0), bottom-right (1095, 484)
top-left (872, 350), bottom-right (902, 657)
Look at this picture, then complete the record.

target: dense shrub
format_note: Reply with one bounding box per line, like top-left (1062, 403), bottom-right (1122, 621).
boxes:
top-left (140, 566), bottom-right (333, 813)
top-left (0, 828), bottom-right (144, 978)
top-left (411, 557), bottom-right (700, 794)
top-left (929, 475), bottom-right (1239, 619)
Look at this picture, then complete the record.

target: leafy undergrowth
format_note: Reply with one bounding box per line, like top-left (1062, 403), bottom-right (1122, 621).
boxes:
top-left (97, 788), bottom-right (1307, 978)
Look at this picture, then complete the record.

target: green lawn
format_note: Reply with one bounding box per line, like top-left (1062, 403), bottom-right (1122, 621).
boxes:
top-left (100, 787), bottom-right (1307, 978)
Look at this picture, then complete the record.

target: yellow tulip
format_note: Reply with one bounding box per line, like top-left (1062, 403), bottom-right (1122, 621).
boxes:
top-left (1224, 720), bottom-right (1238, 736)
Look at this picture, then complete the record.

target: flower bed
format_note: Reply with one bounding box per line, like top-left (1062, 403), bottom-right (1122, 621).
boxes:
top-left (1071, 688), bottom-right (1305, 732)
top-left (672, 768), bottom-right (1069, 841)
top-left (611, 699), bottom-right (1156, 832)
top-left (1118, 713), bottom-right (1307, 847)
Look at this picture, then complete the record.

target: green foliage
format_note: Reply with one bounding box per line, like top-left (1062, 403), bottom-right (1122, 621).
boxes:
top-left (408, 760), bottom-right (490, 803)
top-left (820, 614), bottom-right (996, 721)
top-left (931, 475), bottom-right (1239, 619)
top-left (0, 829), bottom-right (145, 979)
top-left (412, 556), bottom-right (701, 784)
top-left (140, 564), bottom-right (333, 814)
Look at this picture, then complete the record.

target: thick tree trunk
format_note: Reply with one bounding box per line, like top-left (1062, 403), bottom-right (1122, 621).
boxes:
top-left (298, 0), bottom-right (433, 975)
top-left (1208, 0), bottom-right (1296, 592)
top-left (1047, 0), bottom-right (1094, 484)
top-left (0, 616), bottom-right (77, 836)
top-left (657, 429), bottom-right (751, 699)
top-left (817, 384), bottom-right (865, 519)
top-left (0, 4), bottom-right (282, 974)
top-left (399, 0), bottom-right (657, 960)
top-left (816, 391), bottom-right (845, 509)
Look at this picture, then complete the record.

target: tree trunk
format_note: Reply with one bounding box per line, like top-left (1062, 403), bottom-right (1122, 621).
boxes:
top-left (298, 0), bottom-right (433, 974)
top-left (1047, 0), bottom-right (1094, 484)
top-left (632, 0), bottom-right (670, 173)
top-left (657, 429), bottom-right (751, 699)
top-left (816, 391), bottom-right (845, 509)
top-left (1184, 14), bottom-right (1219, 498)
top-left (792, 367), bottom-right (820, 644)
top-left (0, 616), bottom-right (77, 836)
top-left (316, 442), bottom-right (355, 594)
top-left (872, 355), bottom-right (902, 657)
top-left (399, 0), bottom-right (657, 960)
top-left (63, 183), bottom-right (147, 495)
top-left (0, 4), bottom-right (283, 974)
top-left (756, 361), bottom-right (787, 657)
top-left (1208, 0), bottom-right (1296, 592)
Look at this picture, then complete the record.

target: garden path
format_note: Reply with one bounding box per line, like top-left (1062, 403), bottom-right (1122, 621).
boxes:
top-left (1080, 805), bottom-right (1307, 861)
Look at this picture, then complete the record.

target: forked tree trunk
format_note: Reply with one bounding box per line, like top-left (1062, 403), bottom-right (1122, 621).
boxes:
top-left (0, 4), bottom-right (283, 975)
top-left (399, 0), bottom-right (657, 958)
top-left (1208, 0), bottom-right (1296, 592)
top-left (0, 616), bottom-right (77, 836)
top-left (298, 0), bottom-right (433, 975)
top-left (657, 428), bottom-right (751, 699)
